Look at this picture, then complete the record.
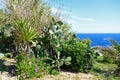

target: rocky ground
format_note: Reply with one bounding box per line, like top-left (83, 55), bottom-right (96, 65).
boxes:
top-left (0, 71), bottom-right (93, 80)
top-left (41, 71), bottom-right (93, 80)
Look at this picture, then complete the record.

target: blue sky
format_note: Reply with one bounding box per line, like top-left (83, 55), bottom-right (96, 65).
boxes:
top-left (45, 0), bottom-right (120, 33)
top-left (0, 0), bottom-right (120, 33)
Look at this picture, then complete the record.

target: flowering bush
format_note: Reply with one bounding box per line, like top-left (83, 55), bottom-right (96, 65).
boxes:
top-left (14, 52), bottom-right (51, 79)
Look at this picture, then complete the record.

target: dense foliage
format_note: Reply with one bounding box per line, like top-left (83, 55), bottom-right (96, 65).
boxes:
top-left (61, 37), bottom-right (94, 72)
top-left (14, 52), bottom-right (50, 79)
top-left (96, 47), bottom-right (117, 63)
top-left (0, 0), bottom-right (96, 79)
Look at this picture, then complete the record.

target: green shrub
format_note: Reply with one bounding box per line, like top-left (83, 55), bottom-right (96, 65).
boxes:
top-left (103, 52), bottom-right (113, 63)
top-left (115, 54), bottom-right (120, 75)
top-left (2, 0), bottom-right (51, 54)
top-left (61, 39), bottom-right (94, 72)
top-left (107, 39), bottom-right (120, 75)
top-left (50, 69), bottom-right (60, 75)
top-left (102, 47), bottom-right (117, 63)
top-left (14, 52), bottom-right (51, 79)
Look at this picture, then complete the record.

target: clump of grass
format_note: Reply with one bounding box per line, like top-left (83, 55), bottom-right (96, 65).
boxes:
top-left (91, 56), bottom-right (120, 80)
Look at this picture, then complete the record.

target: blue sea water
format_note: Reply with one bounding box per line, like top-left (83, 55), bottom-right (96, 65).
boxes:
top-left (76, 33), bottom-right (120, 47)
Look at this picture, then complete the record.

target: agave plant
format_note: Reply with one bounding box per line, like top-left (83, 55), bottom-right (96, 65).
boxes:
top-left (14, 20), bottom-right (37, 43)
top-left (13, 19), bottom-right (37, 53)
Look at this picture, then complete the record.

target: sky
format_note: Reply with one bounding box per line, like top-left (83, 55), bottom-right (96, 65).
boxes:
top-left (0, 0), bottom-right (4, 9)
top-left (0, 0), bottom-right (120, 33)
top-left (44, 0), bottom-right (120, 33)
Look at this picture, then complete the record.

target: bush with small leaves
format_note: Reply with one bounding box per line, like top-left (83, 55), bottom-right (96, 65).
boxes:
top-left (61, 38), bottom-right (94, 73)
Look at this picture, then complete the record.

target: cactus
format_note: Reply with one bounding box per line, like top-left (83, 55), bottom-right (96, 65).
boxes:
top-left (39, 18), bottom-right (71, 71)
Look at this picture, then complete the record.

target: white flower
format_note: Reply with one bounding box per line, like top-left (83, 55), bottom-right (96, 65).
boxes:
top-left (49, 30), bottom-right (53, 34)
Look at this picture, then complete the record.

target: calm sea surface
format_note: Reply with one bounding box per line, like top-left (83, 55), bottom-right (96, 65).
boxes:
top-left (76, 33), bottom-right (120, 47)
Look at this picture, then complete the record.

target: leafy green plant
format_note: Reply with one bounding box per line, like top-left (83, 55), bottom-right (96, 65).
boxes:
top-left (12, 19), bottom-right (37, 54)
top-left (37, 18), bottom-right (71, 71)
top-left (14, 52), bottom-right (50, 79)
top-left (14, 20), bottom-right (37, 43)
top-left (101, 47), bottom-right (117, 63)
top-left (50, 69), bottom-right (60, 75)
top-left (2, 0), bottom-right (51, 54)
top-left (1, 0), bottom-right (71, 55)
top-left (62, 38), bottom-right (94, 72)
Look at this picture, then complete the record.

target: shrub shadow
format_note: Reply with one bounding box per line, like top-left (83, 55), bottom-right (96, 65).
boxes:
top-left (0, 59), bottom-right (15, 75)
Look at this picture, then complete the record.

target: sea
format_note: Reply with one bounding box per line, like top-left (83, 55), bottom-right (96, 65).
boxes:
top-left (76, 33), bottom-right (120, 47)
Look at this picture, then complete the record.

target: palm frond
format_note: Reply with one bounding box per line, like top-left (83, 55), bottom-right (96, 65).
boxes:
top-left (107, 38), bottom-right (119, 46)
top-left (14, 19), bottom-right (37, 43)
top-left (107, 38), bottom-right (120, 53)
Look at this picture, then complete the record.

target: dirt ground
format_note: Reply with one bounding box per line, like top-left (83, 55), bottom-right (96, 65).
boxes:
top-left (0, 71), bottom-right (93, 80)
top-left (0, 58), bottom-right (93, 80)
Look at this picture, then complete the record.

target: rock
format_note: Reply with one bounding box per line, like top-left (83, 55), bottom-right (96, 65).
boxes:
top-left (0, 53), bottom-right (4, 59)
